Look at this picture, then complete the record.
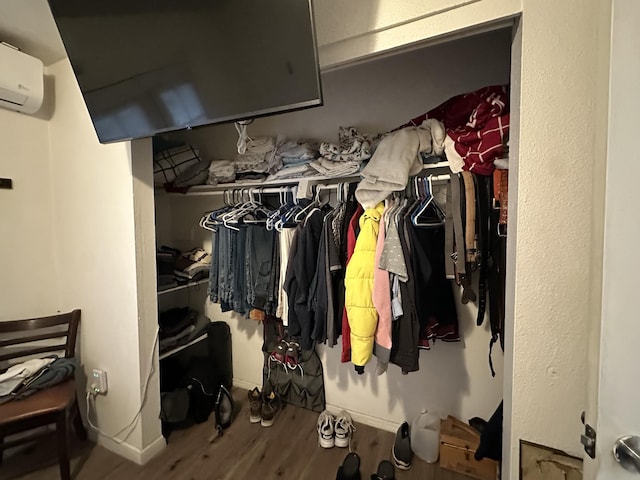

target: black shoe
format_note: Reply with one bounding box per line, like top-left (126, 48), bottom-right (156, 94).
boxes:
top-left (336, 452), bottom-right (361, 480)
top-left (392, 422), bottom-right (412, 470)
top-left (370, 460), bottom-right (395, 480)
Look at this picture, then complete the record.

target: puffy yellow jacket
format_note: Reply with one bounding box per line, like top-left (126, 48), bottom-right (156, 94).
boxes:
top-left (345, 202), bottom-right (385, 368)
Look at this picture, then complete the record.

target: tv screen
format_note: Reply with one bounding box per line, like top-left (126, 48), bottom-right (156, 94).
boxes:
top-left (47, 0), bottom-right (323, 144)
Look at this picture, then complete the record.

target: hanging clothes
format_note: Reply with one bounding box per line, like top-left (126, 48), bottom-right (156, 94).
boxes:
top-left (245, 225), bottom-right (277, 313)
top-left (276, 227), bottom-right (297, 326)
top-left (407, 221), bottom-right (460, 343)
top-left (390, 211), bottom-right (420, 374)
top-left (341, 204), bottom-right (364, 363)
top-left (372, 210), bottom-right (392, 375)
top-left (345, 202), bottom-right (385, 374)
top-left (284, 208), bottom-right (327, 350)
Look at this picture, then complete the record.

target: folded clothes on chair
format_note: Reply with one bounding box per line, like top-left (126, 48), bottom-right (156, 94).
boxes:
top-left (12, 358), bottom-right (76, 401)
top-left (0, 356), bottom-right (57, 397)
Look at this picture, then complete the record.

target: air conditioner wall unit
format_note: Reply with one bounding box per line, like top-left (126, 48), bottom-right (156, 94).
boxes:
top-left (0, 42), bottom-right (44, 115)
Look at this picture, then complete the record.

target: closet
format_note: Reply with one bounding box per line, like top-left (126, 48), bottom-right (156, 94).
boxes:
top-left (153, 27), bottom-right (512, 431)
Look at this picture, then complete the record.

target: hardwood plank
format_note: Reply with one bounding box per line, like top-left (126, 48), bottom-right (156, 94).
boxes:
top-left (2, 388), bottom-right (478, 480)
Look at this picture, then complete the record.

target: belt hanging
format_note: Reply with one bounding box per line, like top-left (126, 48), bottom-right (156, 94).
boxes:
top-left (450, 173), bottom-right (466, 278)
top-left (488, 334), bottom-right (499, 377)
top-left (474, 174), bottom-right (491, 326)
top-left (444, 182), bottom-right (455, 279)
top-left (460, 172), bottom-right (477, 303)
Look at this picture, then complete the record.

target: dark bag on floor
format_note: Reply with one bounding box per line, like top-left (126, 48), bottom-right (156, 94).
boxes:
top-left (206, 321), bottom-right (233, 389)
top-left (213, 384), bottom-right (234, 437)
top-left (185, 357), bottom-right (217, 423)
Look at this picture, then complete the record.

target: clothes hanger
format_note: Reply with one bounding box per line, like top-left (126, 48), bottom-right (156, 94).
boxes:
top-left (293, 185), bottom-right (322, 223)
top-left (411, 176), bottom-right (434, 226)
top-left (413, 176), bottom-right (446, 227)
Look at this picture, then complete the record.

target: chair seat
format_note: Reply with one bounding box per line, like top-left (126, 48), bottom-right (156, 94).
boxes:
top-left (0, 379), bottom-right (76, 426)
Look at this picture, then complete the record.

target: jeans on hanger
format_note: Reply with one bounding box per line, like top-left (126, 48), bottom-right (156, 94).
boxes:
top-left (208, 230), bottom-right (219, 303)
top-left (245, 226), bottom-right (276, 311)
top-left (233, 226), bottom-right (248, 314)
top-left (217, 226), bottom-right (234, 312)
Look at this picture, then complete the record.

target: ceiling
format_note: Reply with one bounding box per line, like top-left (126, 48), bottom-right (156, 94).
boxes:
top-left (0, 0), bottom-right (67, 66)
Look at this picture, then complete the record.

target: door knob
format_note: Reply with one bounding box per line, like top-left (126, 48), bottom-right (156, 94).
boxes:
top-left (613, 436), bottom-right (640, 473)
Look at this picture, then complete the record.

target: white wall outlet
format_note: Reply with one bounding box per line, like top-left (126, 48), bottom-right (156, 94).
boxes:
top-left (90, 368), bottom-right (108, 395)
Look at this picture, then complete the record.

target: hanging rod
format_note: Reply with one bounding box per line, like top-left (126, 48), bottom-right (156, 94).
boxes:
top-left (428, 173), bottom-right (450, 182)
top-left (247, 186), bottom-right (297, 195)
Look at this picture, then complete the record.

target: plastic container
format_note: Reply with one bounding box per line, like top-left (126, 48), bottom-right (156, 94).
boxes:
top-left (410, 410), bottom-right (441, 463)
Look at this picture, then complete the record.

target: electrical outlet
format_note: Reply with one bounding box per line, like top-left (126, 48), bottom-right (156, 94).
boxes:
top-left (90, 369), bottom-right (108, 395)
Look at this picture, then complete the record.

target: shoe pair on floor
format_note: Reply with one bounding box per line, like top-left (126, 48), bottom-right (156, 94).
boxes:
top-left (248, 387), bottom-right (280, 427)
top-left (318, 410), bottom-right (355, 448)
top-left (336, 453), bottom-right (395, 480)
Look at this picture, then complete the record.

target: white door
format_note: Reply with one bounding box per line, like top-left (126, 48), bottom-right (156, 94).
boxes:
top-left (590, 0), bottom-right (640, 477)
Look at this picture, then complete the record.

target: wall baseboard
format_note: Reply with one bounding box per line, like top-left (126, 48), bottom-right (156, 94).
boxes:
top-left (232, 380), bottom-right (399, 434)
top-left (97, 434), bottom-right (165, 465)
top-left (325, 402), bottom-right (399, 434)
top-left (233, 378), bottom-right (259, 391)
top-left (139, 435), bottom-right (166, 465)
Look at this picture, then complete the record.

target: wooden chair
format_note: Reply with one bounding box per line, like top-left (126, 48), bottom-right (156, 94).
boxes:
top-left (0, 309), bottom-right (86, 480)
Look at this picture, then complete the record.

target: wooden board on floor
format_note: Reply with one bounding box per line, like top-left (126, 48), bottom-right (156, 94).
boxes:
top-left (2, 388), bottom-right (476, 480)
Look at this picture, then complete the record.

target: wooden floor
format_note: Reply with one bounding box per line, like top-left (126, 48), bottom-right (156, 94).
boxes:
top-left (2, 388), bottom-right (473, 480)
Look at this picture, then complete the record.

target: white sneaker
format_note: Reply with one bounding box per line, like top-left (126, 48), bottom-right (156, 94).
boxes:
top-left (317, 410), bottom-right (335, 448)
top-left (334, 410), bottom-right (355, 448)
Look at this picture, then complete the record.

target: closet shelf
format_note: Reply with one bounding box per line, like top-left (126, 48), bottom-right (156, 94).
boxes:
top-left (157, 278), bottom-right (209, 296)
top-left (156, 162), bottom-right (453, 197)
top-left (157, 173), bottom-right (363, 196)
top-left (159, 332), bottom-right (208, 360)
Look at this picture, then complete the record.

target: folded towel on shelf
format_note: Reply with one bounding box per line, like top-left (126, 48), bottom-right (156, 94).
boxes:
top-left (174, 248), bottom-right (211, 281)
top-left (266, 164), bottom-right (316, 181)
top-left (319, 126), bottom-right (375, 163)
top-left (277, 140), bottom-right (319, 166)
top-left (159, 313), bottom-right (210, 353)
top-left (309, 158), bottom-right (361, 178)
top-left (235, 137), bottom-right (280, 174)
top-left (207, 159), bottom-right (236, 185)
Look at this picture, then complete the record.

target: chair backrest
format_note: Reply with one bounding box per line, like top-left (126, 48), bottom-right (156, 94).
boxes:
top-left (0, 310), bottom-right (81, 363)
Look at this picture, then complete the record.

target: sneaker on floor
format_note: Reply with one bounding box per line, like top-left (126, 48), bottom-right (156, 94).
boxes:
top-left (248, 387), bottom-right (262, 424)
top-left (392, 421), bottom-right (412, 470)
top-left (336, 452), bottom-right (361, 480)
top-left (370, 460), bottom-right (395, 480)
top-left (261, 391), bottom-right (280, 427)
top-left (334, 410), bottom-right (355, 448)
top-left (317, 410), bottom-right (336, 448)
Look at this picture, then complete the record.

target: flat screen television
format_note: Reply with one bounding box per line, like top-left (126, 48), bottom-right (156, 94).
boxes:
top-left (47, 0), bottom-right (323, 144)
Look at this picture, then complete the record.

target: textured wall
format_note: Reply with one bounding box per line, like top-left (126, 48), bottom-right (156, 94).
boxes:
top-left (509, 2), bottom-right (603, 476)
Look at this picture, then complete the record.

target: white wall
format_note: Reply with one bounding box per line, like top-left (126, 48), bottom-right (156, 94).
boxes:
top-left (47, 59), bottom-right (162, 462)
top-left (0, 105), bottom-right (58, 319)
top-left (162, 1), bottom-right (611, 476)
top-left (159, 29), bottom-right (511, 430)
